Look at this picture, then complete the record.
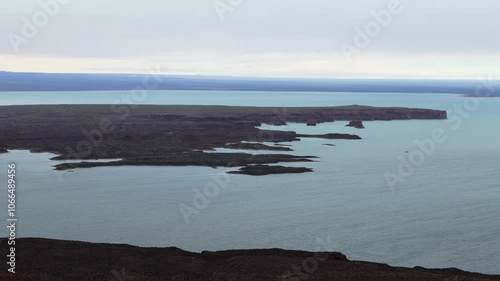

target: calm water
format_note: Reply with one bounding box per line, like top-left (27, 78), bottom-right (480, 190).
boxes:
top-left (0, 91), bottom-right (499, 274)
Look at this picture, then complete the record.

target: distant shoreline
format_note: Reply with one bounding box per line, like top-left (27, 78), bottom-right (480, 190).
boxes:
top-left (1, 71), bottom-right (499, 96)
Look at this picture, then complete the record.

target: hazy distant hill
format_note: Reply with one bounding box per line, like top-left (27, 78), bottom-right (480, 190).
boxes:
top-left (0, 71), bottom-right (498, 96)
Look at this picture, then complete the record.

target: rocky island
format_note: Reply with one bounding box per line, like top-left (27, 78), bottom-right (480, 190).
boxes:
top-left (0, 104), bottom-right (446, 175)
top-left (228, 164), bottom-right (313, 175)
top-left (346, 120), bottom-right (365, 129)
top-left (297, 133), bottom-right (362, 140)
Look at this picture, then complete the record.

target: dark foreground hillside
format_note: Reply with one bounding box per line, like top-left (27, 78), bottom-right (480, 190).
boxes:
top-left (1, 238), bottom-right (499, 281)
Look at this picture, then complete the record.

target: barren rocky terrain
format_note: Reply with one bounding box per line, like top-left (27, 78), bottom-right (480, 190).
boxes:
top-left (0, 238), bottom-right (498, 281)
top-left (0, 104), bottom-right (446, 174)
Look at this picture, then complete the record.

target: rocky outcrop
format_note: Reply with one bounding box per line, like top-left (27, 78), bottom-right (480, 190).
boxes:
top-left (0, 147), bottom-right (7, 153)
top-left (297, 133), bottom-right (362, 140)
top-left (228, 164), bottom-right (313, 175)
top-left (346, 121), bottom-right (365, 129)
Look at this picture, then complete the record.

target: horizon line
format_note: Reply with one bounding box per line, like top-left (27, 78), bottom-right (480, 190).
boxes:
top-left (1, 70), bottom-right (498, 82)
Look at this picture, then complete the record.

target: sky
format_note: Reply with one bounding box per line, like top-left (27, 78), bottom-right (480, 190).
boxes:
top-left (1, 0), bottom-right (500, 79)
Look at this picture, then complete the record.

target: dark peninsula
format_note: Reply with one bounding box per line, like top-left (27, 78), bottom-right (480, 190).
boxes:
top-left (0, 104), bottom-right (446, 174)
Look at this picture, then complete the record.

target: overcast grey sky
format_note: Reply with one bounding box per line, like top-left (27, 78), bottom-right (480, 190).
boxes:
top-left (1, 0), bottom-right (499, 78)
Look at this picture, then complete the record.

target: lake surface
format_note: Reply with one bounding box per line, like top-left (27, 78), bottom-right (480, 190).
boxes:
top-left (1, 90), bottom-right (499, 274)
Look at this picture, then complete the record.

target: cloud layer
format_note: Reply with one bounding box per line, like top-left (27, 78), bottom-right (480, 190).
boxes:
top-left (2, 0), bottom-right (499, 78)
